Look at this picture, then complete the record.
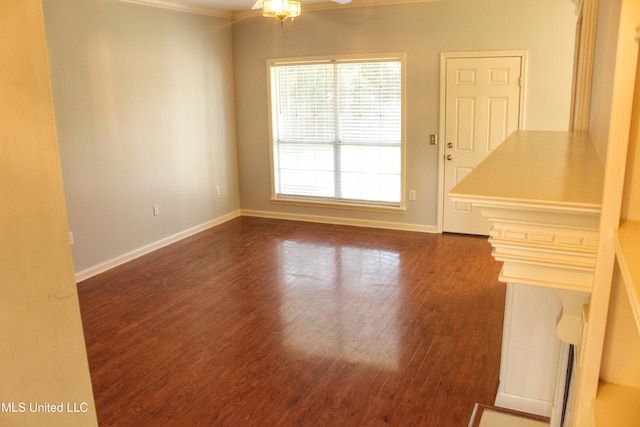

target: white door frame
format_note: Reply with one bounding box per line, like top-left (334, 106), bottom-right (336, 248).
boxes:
top-left (436, 50), bottom-right (528, 233)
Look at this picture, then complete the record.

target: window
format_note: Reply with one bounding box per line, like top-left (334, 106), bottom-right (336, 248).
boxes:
top-left (268, 55), bottom-right (404, 210)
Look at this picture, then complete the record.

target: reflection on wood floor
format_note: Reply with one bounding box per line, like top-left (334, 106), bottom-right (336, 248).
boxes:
top-left (78, 217), bottom-right (505, 426)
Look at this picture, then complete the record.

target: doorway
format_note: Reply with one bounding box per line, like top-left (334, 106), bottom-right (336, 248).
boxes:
top-left (438, 51), bottom-right (526, 235)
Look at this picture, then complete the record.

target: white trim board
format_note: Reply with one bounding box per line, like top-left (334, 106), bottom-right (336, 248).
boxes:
top-left (74, 210), bottom-right (242, 283)
top-left (74, 209), bottom-right (436, 283)
top-left (241, 209), bottom-right (438, 233)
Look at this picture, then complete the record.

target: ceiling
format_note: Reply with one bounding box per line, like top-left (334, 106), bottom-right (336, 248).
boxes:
top-left (168, 0), bottom-right (273, 11)
top-left (122, 0), bottom-right (577, 17)
top-left (120, 0), bottom-right (438, 15)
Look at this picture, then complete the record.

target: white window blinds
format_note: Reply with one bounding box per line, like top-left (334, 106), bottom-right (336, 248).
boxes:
top-left (337, 62), bottom-right (401, 146)
top-left (276, 63), bottom-right (335, 143)
top-left (270, 57), bottom-right (403, 206)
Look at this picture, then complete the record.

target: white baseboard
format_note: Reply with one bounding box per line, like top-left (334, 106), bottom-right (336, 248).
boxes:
top-left (74, 210), bottom-right (242, 283)
top-left (240, 209), bottom-right (438, 233)
top-left (75, 209), bottom-right (437, 283)
top-left (495, 389), bottom-right (553, 418)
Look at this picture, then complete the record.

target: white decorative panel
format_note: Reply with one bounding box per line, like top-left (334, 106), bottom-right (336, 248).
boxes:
top-left (454, 202), bottom-right (471, 213)
top-left (456, 68), bottom-right (476, 85)
top-left (453, 167), bottom-right (472, 212)
top-left (489, 68), bottom-right (510, 84)
top-left (456, 97), bottom-right (475, 152)
top-left (504, 229), bottom-right (528, 241)
top-left (530, 232), bottom-right (555, 244)
top-left (487, 97), bottom-right (509, 151)
top-left (558, 235), bottom-right (584, 246)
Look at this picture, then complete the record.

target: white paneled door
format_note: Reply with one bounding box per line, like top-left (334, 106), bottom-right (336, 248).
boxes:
top-left (442, 55), bottom-right (523, 235)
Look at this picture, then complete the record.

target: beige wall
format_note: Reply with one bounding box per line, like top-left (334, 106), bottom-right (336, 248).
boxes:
top-left (232, 0), bottom-right (577, 229)
top-left (42, 0), bottom-right (240, 274)
top-left (42, 0), bottom-right (578, 276)
top-left (0, 1), bottom-right (97, 425)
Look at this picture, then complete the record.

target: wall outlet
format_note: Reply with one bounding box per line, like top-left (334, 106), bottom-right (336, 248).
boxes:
top-left (409, 189), bottom-right (416, 201)
top-left (216, 185), bottom-right (221, 196)
top-left (69, 231), bottom-right (74, 245)
top-left (153, 204), bottom-right (160, 216)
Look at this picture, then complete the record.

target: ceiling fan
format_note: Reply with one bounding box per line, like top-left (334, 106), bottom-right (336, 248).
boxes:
top-left (252, 0), bottom-right (352, 23)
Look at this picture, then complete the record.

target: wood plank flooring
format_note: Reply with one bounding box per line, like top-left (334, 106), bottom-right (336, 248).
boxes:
top-left (77, 217), bottom-right (505, 426)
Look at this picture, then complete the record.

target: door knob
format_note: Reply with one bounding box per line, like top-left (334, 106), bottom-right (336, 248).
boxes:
top-left (447, 142), bottom-right (454, 148)
top-left (446, 154), bottom-right (453, 161)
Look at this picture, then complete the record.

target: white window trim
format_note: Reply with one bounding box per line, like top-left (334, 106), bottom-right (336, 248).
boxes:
top-left (266, 53), bottom-right (407, 213)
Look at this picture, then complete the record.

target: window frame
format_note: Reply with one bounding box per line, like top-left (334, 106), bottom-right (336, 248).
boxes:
top-left (266, 53), bottom-right (407, 213)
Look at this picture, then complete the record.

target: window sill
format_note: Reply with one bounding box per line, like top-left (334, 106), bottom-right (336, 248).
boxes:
top-left (271, 196), bottom-right (407, 214)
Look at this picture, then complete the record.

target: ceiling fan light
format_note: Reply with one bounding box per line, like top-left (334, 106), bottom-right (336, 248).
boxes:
top-left (263, 0), bottom-right (301, 23)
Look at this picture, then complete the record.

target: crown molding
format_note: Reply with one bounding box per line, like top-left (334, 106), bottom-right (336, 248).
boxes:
top-left (305, 0), bottom-right (442, 11)
top-left (115, 0), bottom-right (232, 19)
top-left (232, 0), bottom-right (442, 20)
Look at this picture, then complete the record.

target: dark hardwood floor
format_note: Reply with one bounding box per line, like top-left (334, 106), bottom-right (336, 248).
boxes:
top-left (77, 217), bottom-right (505, 426)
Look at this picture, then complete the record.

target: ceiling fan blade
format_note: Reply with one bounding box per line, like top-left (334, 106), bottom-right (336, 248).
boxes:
top-left (331, 0), bottom-right (352, 4)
